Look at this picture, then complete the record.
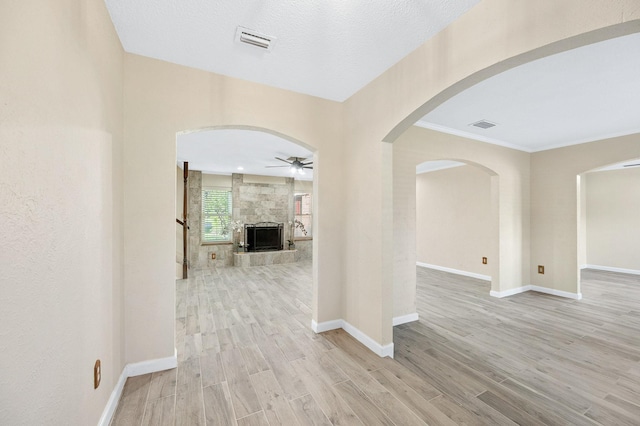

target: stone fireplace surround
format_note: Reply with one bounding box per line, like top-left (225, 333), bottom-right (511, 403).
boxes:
top-left (187, 171), bottom-right (311, 269)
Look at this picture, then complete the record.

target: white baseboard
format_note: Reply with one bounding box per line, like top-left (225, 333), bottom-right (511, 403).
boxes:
top-left (98, 349), bottom-right (177, 426)
top-left (97, 368), bottom-right (128, 426)
top-left (393, 312), bottom-right (419, 326)
top-left (126, 349), bottom-right (178, 377)
top-left (312, 319), bottom-right (394, 358)
top-left (583, 264), bottom-right (640, 276)
top-left (530, 285), bottom-right (582, 300)
top-left (417, 262), bottom-right (491, 281)
top-left (490, 285), bottom-right (581, 300)
top-left (342, 321), bottom-right (394, 358)
top-left (490, 286), bottom-right (531, 298)
top-left (311, 319), bottom-right (343, 333)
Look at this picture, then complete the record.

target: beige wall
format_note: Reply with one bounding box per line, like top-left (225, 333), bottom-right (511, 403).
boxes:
top-left (3, 4), bottom-right (640, 422)
top-left (530, 134), bottom-right (640, 293)
top-left (416, 165), bottom-right (494, 276)
top-left (393, 127), bottom-right (528, 317)
top-left (123, 53), bottom-right (345, 363)
top-left (0, 0), bottom-right (124, 424)
top-left (344, 0), bottom-right (638, 345)
top-left (585, 167), bottom-right (640, 271)
top-left (123, 0), bottom-right (639, 358)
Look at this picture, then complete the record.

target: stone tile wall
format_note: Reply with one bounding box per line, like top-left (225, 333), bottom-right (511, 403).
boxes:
top-left (233, 250), bottom-right (297, 267)
top-left (294, 239), bottom-right (312, 262)
top-left (187, 172), bottom-right (308, 270)
top-left (232, 173), bottom-right (295, 247)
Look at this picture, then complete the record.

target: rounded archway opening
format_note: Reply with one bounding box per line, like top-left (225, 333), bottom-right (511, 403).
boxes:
top-left (385, 22), bottom-right (640, 349)
top-left (415, 159), bottom-right (498, 290)
top-left (577, 157), bottom-right (640, 296)
top-left (392, 147), bottom-right (502, 332)
top-left (176, 127), bottom-right (317, 268)
top-left (174, 125), bottom-right (320, 355)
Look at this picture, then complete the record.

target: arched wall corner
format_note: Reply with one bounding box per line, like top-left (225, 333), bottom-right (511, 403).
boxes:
top-left (382, 20), bottom-right (640, 144)
top-left (123, 53), bottom-right (345, 364)
top-left (381, 18), bottom-right (640, 337)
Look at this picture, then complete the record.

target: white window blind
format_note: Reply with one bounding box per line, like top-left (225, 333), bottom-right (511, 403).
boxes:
top-left (202, 187), bottom-right (232, 242)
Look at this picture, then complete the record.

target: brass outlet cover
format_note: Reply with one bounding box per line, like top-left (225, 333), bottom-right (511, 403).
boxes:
top-left (482, 257), bottom-right (487, 264)
top-left (538, 265), bottom-right (545, 274)
top-left (94, 360), bottom-right (101, 389)
top-left (211, 253), bottom-right (216, 260)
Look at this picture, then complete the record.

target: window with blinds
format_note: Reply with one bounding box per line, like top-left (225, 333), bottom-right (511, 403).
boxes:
top-left (202, 187), bottom-right (232, 243)
top-left (294, 193), bottom-right (312, 238)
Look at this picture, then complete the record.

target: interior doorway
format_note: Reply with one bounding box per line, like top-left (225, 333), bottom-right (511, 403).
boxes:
top-left (415, 160), bottom-right (496, 284)
top-left (175, 127), bottom-right (317, 276)
top-left (577, 158), bottom-right (640, 295)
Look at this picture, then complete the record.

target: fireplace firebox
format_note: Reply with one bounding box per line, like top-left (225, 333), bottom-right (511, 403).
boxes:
top-left (244, 222), bottom-right (283, 252)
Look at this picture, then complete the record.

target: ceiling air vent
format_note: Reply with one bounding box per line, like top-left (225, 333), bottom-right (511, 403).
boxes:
top-left (235, 27), bottom-right (277, 52)
top-left (470, 120), bottom-right (497, 129)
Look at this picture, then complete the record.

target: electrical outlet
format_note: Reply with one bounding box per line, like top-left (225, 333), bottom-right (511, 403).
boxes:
top-left (538, 265), bottom-right (545, 274)
top-left (94, 360), bottom-right (101, 389)
top-left (211, 253), bottom-right (216, 260)
top-left (482, 257), bottom-right (487, 264)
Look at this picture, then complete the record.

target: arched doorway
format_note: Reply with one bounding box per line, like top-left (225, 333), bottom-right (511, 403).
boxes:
top-left (174, 126), bottom-right (321, 350)
top-left (577, 158), bottom-right (640, 295)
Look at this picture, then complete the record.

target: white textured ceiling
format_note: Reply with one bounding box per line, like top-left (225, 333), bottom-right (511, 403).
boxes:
top-left (417, 32), bottom-right (640, 152)
top-left (109, 2), bottom-right (640, 169)
top-left (177, 129), bottom-right (313, 181)
top-left (104, 0), bottom-right (480, 101)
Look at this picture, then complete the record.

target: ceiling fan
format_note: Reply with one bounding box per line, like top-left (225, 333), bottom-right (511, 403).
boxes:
top-left (266, 157), bottom-right (313, 175)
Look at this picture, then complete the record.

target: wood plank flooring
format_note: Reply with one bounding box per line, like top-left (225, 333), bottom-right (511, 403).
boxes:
top-left (111, 263), bottom-right (640, 425)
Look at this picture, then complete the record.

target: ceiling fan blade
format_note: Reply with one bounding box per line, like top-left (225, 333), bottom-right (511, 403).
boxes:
top-left (275, 157), bottom-right (292, 164)
top-left (301, 161), bottom-right (313, 166)
top-left (623, 163), bottom-right (640, 167)
top-left (303, 166), bottom-right (313, 169)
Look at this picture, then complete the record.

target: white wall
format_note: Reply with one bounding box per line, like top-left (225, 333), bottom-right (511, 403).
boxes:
top-left (416, 165), bottom-right (493, 276)
top-left (0, 0), bottom-right (124, 424)
top-left (585, 167), bottom-right (640, 272)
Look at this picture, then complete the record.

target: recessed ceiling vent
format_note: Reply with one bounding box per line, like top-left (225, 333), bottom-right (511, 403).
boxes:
top-left (235, 26), bottom-right (277, 52)
top-left (470, 120), bottom-right (497, 129)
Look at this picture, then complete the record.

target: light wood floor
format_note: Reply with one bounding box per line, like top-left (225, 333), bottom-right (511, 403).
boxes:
top-left (111, 263), bottom-right (640, 425)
